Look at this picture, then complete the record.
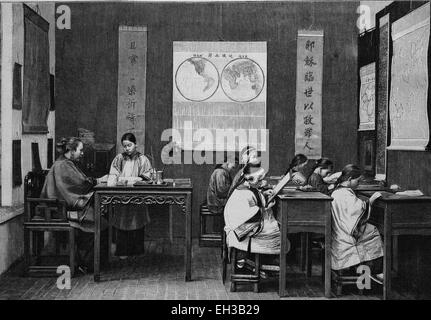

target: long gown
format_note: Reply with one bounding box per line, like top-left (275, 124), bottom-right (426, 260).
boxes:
top-left (330, 187), bottom-right (384, 270)
top-left (108, 152), bottom-right (152, 255)
top-left (224, 185), bottom-right (288, 255)
top-left (207, 165), bottom-right (232, 214)
top-left (40, 155), bottom-right (101, 232)
top-left (308, 172), bottom-right (330, 194)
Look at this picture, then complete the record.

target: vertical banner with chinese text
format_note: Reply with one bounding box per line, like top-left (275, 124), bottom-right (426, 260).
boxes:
top-left (117, 26), bottom-right (147, 154)
top-left (294, 30), bottom-right (324, 159)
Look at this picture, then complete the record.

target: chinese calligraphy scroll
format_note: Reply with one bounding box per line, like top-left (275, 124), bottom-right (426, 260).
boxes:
top-left (294, 30), bottom-right (324, 159)
top-left (388, 2), bottom-right (430, 151)
top-left (359, 63), bottom-right (376, 131)
top-left (117, 26), bottom-right (147, 154)
top-left (172, 42), bottom-right (267, 151)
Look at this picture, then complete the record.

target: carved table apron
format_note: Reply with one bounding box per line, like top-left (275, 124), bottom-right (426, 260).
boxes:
top-left (93, 183), bottom-right (193, 282)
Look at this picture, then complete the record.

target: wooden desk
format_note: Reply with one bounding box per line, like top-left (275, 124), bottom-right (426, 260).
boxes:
top-left (93, 182), bottom-right (193, 282)
top-left (277, 190), bottom-right (333, 298)
top-left (358, 191), bottom-right (431, 300)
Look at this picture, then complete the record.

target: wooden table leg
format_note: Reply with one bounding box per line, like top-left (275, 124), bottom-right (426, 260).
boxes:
top-left (185, 193), bottom-right (192, 281)
top-left (300, 233), bottom-right (306, 271)
top-left (383, 207), bottom-right (392, 300)
top-left (305, 233), bottom-right (312, 277)
top-left (169, 206), bottom-right (174, 243)
top-left (107, 206), bottom-right (113, 264)
top-left (324, 202), bottom-right (331, 298)
top-left (94, 192), bottom-right (101, 282)
top-left (69, 228), bottom-right (75, 278)
top-left (392, 235), bottom-right (398, 276)
top-left (24, 229), bottom-right (30, 276)
top-left (279, 201), bottom-right (288, 297)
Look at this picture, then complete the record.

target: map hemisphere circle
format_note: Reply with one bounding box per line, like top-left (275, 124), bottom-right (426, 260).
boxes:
top-left (175, 57), bottom-right (220, 102)
top-left (221, 57), bottom-right (265, 102)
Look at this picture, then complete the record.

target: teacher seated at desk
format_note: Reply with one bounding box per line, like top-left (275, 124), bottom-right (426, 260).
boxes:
top-left (40, 137), bottom-right (108, 270)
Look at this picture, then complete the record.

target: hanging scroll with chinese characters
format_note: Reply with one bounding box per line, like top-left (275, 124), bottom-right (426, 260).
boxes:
top-left (359, 63), bottom-right (376, 131)
top-left (294, 30), bottom-right (324, 159)
top-left (117, 26), bottom-right (147, 154)
top-left (388, 2), bottom-right (430, 151)
top-left (172, 42), bottom-right (267, 151)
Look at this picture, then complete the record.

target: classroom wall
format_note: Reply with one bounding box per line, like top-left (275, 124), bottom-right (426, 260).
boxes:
top-left (359, 1), bottom-right (393, 31)
top-left (11, 3), bottom-right (56, 205)
top-left (0, 214), bottom-right (23, 275)
top-left (375, 1), bottom-right (431, 297)
top-left (0, 2), bottom-right (55, 275)
top-left (55, 1), bottom-right (359, 238)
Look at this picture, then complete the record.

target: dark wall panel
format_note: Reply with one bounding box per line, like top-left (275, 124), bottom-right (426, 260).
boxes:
top-left (56, 2), bottom-right (359, 237)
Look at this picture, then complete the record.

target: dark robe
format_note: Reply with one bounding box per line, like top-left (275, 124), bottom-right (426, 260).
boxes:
top-left (207, 165), bottom-right (232, 214)
top-left (308, 172), bottom-right (330, 195)
top-left (40, 155), bottom-right (97, 231)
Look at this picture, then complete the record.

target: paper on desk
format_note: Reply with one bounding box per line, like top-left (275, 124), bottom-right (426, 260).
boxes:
top-left (395, 190), bottom-right (424, 197)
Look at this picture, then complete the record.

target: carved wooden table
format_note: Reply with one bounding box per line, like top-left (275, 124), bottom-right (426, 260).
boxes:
top-left (93, 182), bottom-right (193, 282)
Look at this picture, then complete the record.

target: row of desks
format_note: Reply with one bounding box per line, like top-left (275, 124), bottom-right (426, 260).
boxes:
top-left (92, 182), bottom-right (431, 299)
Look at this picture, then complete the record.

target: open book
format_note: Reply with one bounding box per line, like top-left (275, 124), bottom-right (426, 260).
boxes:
top-left (266, 172), bottom-right (291, 205)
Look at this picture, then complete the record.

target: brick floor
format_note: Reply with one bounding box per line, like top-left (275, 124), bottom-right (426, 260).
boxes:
top-left (0, 239), bottom-right (421, 300)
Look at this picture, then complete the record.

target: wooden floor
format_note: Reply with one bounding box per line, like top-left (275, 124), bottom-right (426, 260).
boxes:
top-left (0, 239), bottom-right (422, 300)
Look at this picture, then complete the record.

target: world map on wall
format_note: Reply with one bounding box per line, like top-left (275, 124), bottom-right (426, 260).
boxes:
top-left (221, 58), bottom-right (265, 102)
top-left (175, 57), bottom-right (219, 101)
top-left (174, 57), bottom-right (265, 102)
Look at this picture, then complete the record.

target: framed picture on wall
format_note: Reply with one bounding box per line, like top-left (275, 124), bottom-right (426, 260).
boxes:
top-left (13, 63), bottom-right (23, 110)
top-left (363, 139), bottom-right (373, 171)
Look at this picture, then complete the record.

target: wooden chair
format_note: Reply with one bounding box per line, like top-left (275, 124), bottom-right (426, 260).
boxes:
top-left (229, 247), bottom-right (261, 293)
top-left (331, 270), bottom-right (363, 296)
top-left (23, 171), bottom-right (76, 277)
top-left (222, 231), bottom-right (279, 293)
top-left (199, 202), bottom-right (222, 247)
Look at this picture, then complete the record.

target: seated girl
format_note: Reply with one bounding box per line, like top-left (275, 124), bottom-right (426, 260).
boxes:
top-left (284, 154), bottom-right (309, 185)
top-left (228, 145), bottom-right (261, 198)
top-left (108, 132), bottom-right (153, 258)
top-left (307, 157), bottom-right (334, 194)
top-left (330, 164), bottom-right (383, 281)
top-left (224, 163), bottom-right (290, 263)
